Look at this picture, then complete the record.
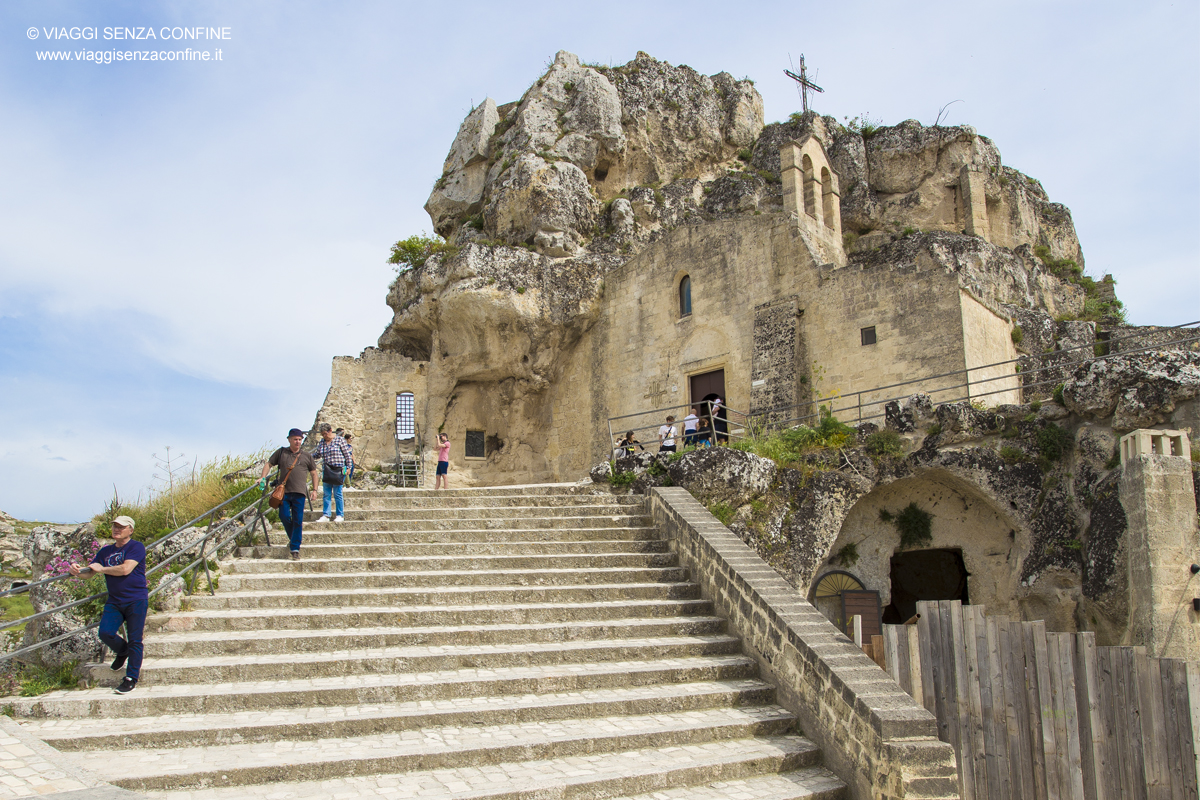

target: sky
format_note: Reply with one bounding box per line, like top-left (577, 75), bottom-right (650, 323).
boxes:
top-left (1, 0), bottom-right (1197, 523)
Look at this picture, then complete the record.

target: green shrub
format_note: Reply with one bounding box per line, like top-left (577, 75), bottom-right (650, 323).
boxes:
top-left (1011, 326), bottom-right (1024, 346)
top-left (17, 661), bottom-right (78, 697)
top-left (708, 502), bottom-right (736, 526)
top-left (1000, 445), bottom-right (1028, 464)
top-left (1036, 424), bottom-right (1073, 464)
top-left (610, 471), bottom-right (636, 487)
top-left (1030, 399), bottom-right (1041, 412)
top-left (737, 148), bottom-right (753, 162)
top-left (1053, 384), bottom-right (1065, 406)
top-left (388, 234), bottom-right (458, 273)
top-left (900, 227), bottom-right (919, 238)
top-left (647, 461), bottom-right (666, 477)
top-left (895, 503), bottom-right (933, 549)
top-left (729, 409), bottom-right (854, 467)
top-left (864, 430), bottom-right (904, 457)
top-left (926, 423), bottom-right (942, 437)
top-left (834, 542), bottom-right (859, 567)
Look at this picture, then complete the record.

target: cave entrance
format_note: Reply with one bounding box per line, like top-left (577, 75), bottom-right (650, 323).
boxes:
top-left (882, 548), bottom-right (969, 624)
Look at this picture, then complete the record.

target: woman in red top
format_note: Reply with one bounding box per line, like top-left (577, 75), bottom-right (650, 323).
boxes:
top-left (435, 433), bottom-right (451, 490)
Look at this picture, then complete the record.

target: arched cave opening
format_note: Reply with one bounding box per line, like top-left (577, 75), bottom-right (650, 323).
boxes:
top-left (882, 548), bottom-right (970, 624)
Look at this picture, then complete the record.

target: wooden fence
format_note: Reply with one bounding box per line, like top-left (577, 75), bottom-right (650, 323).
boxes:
top-left (879, 600), bottom-right (1200, 800)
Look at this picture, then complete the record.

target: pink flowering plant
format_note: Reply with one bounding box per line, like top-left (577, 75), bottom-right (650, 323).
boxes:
top-left (41, 535), bottom-right (106, 621)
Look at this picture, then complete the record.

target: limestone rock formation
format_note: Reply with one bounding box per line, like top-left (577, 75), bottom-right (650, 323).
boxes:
top-left (428, 50), bottom-right (762, 252)
top-left (1063, 350), bottom-right (1200, 429)
top-left (19, 524), bottom-right (105, 668)
top-left (0, 510), bottom-right (30, 573)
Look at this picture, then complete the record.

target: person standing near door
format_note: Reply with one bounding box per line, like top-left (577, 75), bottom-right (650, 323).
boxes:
top-left (658, 416), bottom-right (677, 453)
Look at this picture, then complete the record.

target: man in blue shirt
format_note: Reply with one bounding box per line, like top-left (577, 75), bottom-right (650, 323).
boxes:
top-left (69, 515), bottom-right (147, 695)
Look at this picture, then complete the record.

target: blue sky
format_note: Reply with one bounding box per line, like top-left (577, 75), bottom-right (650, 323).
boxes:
top-left (1, 0), bottom-right (1197, 522)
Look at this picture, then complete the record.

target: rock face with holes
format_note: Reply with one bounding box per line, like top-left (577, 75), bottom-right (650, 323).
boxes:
top-left (9, 486), bottom-right (849, 800)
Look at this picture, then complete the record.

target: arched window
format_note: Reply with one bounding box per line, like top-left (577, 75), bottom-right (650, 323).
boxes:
top-left (802, 155), bottom-right (817, 218)
top-left (395, 392), bottom-right (415, 440)
top-left (679, 275), bottom-right (692, 317)
top-left (821, 167), bottom-right (835, 229)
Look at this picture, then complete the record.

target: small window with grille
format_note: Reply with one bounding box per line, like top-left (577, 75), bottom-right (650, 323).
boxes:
top-left (395, 392), bottom-right (415, 440)
top-left (861, 326), bottom-right (877, 346)
top-left (465, 430), bottom-right (485, 459)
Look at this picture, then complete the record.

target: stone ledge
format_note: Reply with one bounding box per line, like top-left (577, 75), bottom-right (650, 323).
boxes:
top-left (649, 486), bottom-right (959, 800)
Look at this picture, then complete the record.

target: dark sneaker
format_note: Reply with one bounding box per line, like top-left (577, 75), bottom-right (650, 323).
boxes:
top-left (114, 677), bottom-right (137, 695)
top-left (290, 551), bottom-right (300, 560)
top-left (110, 651), bottom-right (128, 672)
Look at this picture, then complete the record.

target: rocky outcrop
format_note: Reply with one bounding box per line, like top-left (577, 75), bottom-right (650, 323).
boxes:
top-left (852, 231), bottom-right (1084, 316)
top-left (428, 50), bottom-right (762, 253)
top-left (1063, 350), bottom-right (1200, 430)
top-left (18, 524), bottom-right (105, 669)
top-left (0, 510), bottom-right (30, 573)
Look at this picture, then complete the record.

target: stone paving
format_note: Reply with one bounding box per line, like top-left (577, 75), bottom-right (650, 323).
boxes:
top-left (0, 715), bottom-right (142, 799)
top-left (7, 487), bottom-right (846, 798)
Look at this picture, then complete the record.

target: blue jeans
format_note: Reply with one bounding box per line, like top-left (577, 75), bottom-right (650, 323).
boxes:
top-left (322, 482), bottom-right (344, 517)
top-left (98, 599), bottom-right (147, 681)
top-left (278, 492), bottom-right (307, 552)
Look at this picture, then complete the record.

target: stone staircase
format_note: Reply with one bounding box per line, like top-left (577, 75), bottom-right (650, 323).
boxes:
top-left (11, 485), bottom-right (847, 799)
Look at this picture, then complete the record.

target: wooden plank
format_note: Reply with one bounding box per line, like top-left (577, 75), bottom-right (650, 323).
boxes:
top-left (870, 634), bottom-right (886, 669)
top-left (1042, 631), bottom-right (1067, 800)
top-left (1120, 647), bottom-right (1150, 800)
top-left (1096, 647), bottom-right (1123, 799)
top-left (907, 624), bottom-right (924, 713)
top-left (1073, 633), bottom-right (1106, 800)
top-left (1137, 649), bottom-right (1170, 799)
top-left (1053, 634), bottom-right (1085, 799)
top-left (987, 615), bottom-right (1013, 800)
top-left (917, 601), bottom-right (939, 716)
top-left (883, 624), bottom-right (904, 691)
top-left (1186, 661), bottom-right (1200, 798)
top-left (1024, 621), bottom-right (1051, 800)
top-left (1002, 619), bottom-right (1035, 800)
top-left (973, 608), bottom-right (1001, 800)
top-left (1159, 659), bottom-right (1187, 800)
top-left (962, 606), bottom-right (989, 800)
top-left (942, 601), bottom-right (971, 800)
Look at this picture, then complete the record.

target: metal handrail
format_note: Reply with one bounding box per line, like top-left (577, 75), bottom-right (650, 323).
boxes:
top-left (0, 475), bottom-right (274, 662)
top-left (605, 321), bottom-right (1200, 445)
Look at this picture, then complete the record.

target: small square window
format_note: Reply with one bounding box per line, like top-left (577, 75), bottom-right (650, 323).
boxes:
top-left (861, 326), bottom-right (877, 346)
top-left (465, 430), bottom-right (486, 459)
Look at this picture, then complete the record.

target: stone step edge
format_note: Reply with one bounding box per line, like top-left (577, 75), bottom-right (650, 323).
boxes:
top-left (33, 679), bottom-right (776, 749)
top-left (186, 581), bottom-right (699, 600)
top-left (96, 633), bottom-right (742, 673)
top-left (98, 711), bottom-right (801, 790)
top-left (153, 597), bottom-right (710, 621)
top-left (14, 655), bottom-right (757, 716)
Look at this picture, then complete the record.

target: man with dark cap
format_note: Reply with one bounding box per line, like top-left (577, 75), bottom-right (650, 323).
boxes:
top-left (69, 515), bottom-right (147, 694)
top-left (260, 428), bottom-right (319, 559)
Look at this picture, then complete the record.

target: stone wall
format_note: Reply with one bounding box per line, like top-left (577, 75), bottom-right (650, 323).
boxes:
top-left (649, 486), bottom-right (960, 800)
top-left (960, 291), bottom-right (1020, 406)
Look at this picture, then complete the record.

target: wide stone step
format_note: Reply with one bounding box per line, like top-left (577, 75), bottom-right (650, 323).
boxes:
top-left (613, 770), bottom-right (847, 800)
top-left (83, 707), bottom-right (800, 791)
top-left (301, 515), bottom-right (651, 531)
top-left (223, 552), bottom-right (677, 574)
top-left (350, 494), bottom-right (644, 510)
top-left (147, 598), bottom-right (714, 633)
top-left (344, 484), bottom-right (597, 499)
top-left (315, 505), bottom-right (646, 521)
top-left (32, 679), bottom-right (774, 750)
top-left (90, 633), bottom-right (741, 685)
top-left (240, 539), bottom-right (669, 559)
top-left (134, 738), bottom-right (835, 800)
top-left (289, 526), bottom-right (657, 544)
top-left (14, 655), bottom-right (759, 718)
top-left (218, 566), bottom-right (689, 593)
top-left (185, 581), bottom-right (701, 611)
top-left (141, 616), bottom-right (728, 658)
